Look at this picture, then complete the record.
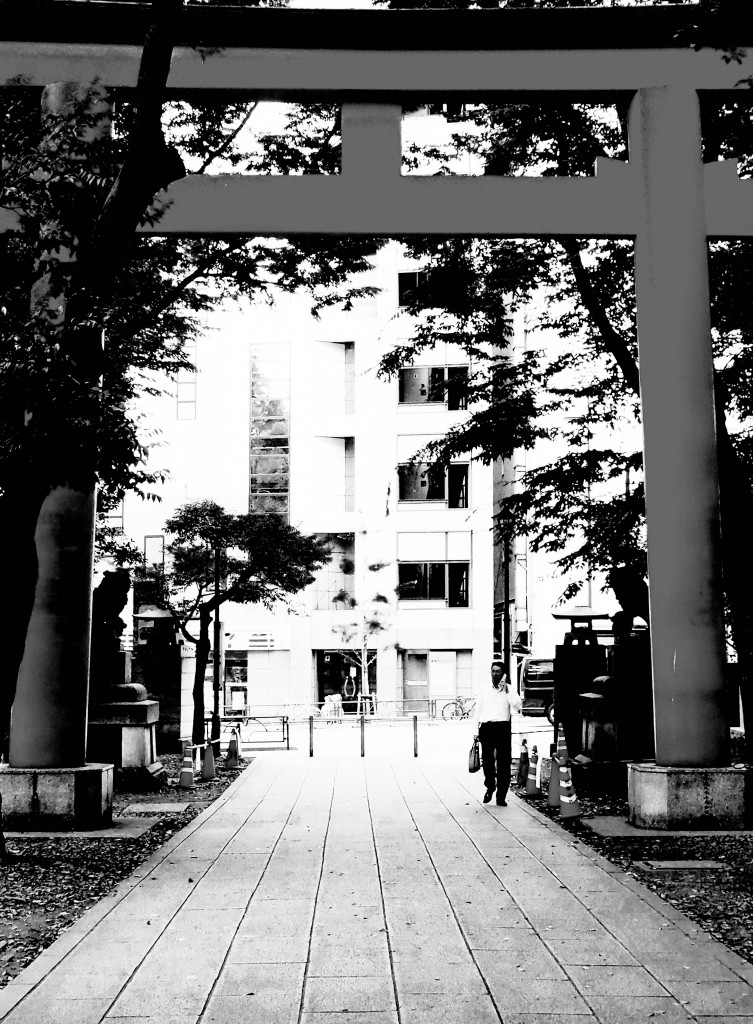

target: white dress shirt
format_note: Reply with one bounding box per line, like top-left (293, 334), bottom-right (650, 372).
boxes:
top-left (475, 683), bottom-right (522, 733)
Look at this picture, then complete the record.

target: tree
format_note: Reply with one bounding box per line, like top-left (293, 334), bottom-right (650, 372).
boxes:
top-left (162, 501), bottom-right (328, 745)
top-left (0, 3), bottom-right (383, 756)
top-left (331, 556), bottom-right (395, 706)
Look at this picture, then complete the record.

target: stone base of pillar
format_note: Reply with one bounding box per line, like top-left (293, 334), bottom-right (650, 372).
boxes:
top-left (87, 700), bottom-right (160, 769)
top-left (0, 763), bottom-right (114, 830)
top-left (628, 762), bottom-right (749, 830)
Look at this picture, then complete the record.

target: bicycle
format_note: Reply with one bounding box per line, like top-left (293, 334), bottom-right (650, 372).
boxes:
top-left (441, 696), bottom-right (476, 721)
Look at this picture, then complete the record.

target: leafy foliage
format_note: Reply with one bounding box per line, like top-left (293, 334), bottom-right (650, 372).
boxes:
top-left (0, 85), bottom-right (383, 511)
top-left (380, 85), bottom-right (753, 611)
top-left (164, 500), bottom-right (329, 626)
top-left (162, 499), bottom-right (328, 743)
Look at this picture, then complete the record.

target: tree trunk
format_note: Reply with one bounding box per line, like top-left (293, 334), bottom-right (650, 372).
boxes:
top-left (7, 1), bottom-right (186, 763)
top-left (7, 77), bottom-right (104, 768)
top-left (0, 793), bottom-right (7, 864)
top-left (0, 485), bottom-right (47, 760)
top-left (192, 606), bottom-right (212, 746)
top-left (10, 486), bottom-right (96, 768)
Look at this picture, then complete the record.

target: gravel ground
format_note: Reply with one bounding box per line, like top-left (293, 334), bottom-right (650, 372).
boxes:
top-left (0, 753), bottom-right (249, 988)
top-left (518, 766), bottom-right (753, 967)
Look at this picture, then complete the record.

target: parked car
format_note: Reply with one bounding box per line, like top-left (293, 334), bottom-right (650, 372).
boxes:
top-left (519, 656), bottom-right (555, 723)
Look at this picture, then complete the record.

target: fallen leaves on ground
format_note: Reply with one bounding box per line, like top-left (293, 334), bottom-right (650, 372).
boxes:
top-left (0, 754), bottom-right (248, 987)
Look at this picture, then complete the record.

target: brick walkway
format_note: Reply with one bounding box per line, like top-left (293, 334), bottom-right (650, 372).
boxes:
top-left (1, 723), bottom-right (752, 1023)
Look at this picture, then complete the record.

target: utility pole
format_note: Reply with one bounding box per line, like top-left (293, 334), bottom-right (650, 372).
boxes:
top-left (503, 534), bottom-right (511, 682)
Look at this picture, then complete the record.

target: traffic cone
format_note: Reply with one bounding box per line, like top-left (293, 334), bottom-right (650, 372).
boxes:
top-left (558, 763), bottom-right (583, 820)
top-left (547, 754), bottom-right (561, 809)
top-left (525, 745), bottom-right (542, 797)
top-left (516, 739), bottom-right (529, 789)
top-left (201, 741), bottom-right (216, 781)
top-left (556, 725), bottom-right (570, 766)
top-left (225, 728), bottom-right (240, 769)
top-left (178, 742), bottom-right (195, 789)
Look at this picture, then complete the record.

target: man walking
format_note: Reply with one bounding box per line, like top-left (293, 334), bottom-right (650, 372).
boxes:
top-left (475, 661), bottom-right (522, 806)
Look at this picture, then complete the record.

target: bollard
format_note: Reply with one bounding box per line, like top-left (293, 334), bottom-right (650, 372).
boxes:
top-left (309, 716), bottom-right (314, 757)
top-left (413, 715), bottom-right (418, 757)
top-left (178, 741), bottom-right (195, 790)
top-left (360, 714), bottom-right (365, 757)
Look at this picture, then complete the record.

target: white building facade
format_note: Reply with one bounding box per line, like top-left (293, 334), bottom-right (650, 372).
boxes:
top-left (124, 241), bottom-right (496, 727)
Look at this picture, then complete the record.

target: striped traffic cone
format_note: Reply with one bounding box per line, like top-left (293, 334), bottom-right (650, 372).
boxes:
top-left (225, 728), bottom-right (240, 769)
top-left (525, 745), bottom-right (542, 797)
top-left (556, 725), bottom-right (570, 765)
top-left (201, 741), bottom-right (216, 781)
top-left (558, 762), bottom-right (583, 820)
top-left (178, 742), bottom-right (194, 789)
top-left (547, 753), bottom-right (561, 809)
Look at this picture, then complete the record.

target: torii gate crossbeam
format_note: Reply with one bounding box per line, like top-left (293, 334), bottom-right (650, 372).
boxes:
top-left (2, 4), bottom-right (753, 807)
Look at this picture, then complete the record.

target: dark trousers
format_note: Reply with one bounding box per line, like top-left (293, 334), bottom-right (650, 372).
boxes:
top-left (479, 720), bottom-right (512, 800)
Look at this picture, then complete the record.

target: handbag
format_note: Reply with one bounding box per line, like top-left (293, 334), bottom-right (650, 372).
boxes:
top-left (468, 736), bottom-right (481, 773)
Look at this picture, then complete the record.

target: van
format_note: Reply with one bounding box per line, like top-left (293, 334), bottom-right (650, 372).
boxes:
top-left (519, 656), bottom-right (555, 723)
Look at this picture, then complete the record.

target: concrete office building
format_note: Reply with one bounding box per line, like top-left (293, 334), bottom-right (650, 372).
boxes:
top-left (124, 240), bottom-right (499, 727)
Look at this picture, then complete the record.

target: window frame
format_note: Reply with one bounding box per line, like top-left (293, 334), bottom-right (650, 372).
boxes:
top-left (397, 462), bottom-right (469, 509)
top-left (398, 270), bottom-right (430, 308)
top-left (397, 364), bottom-right (468, 410)
top-left (397, 560), bottom-right (470, 608)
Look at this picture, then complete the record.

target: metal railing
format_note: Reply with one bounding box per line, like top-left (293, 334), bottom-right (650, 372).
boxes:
top-left (309, 713), bottom-right (420, 759)
top-left (222, 697), bottom-right (473, 722)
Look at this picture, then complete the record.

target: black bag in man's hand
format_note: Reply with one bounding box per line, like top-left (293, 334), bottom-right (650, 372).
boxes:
top-left (468, 736), bottom-right (481, 773)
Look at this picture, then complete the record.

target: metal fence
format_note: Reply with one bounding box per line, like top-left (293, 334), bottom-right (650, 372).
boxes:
top-left (222, 697), bottom-right (475, 722)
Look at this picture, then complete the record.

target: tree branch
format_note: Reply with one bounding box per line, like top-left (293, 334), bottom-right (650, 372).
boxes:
top-left (109, 240), bottom-right (250, 348)
top-left (197, 102), bottom-right (259, 174)
top-left (85, 0), bottom-right (187, 281)
top-left (557, 237), bottom-right (641, 396)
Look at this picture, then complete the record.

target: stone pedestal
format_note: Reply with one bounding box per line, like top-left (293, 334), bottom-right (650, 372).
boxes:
top-left (0, 763), bottom-right (113, 830)
top-left (628, 762), bottom-right (749, 830)
top-left (87, 700), bottom-right (159, 768)
top-left (580, 692), bottom-right (618, 761)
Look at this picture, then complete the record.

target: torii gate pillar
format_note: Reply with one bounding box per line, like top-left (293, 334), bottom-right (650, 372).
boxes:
top-left (629, 86), bottom-right (744, 826)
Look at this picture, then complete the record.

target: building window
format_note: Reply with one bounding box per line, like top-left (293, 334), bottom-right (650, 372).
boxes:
top-left (398, 270), bottom-right (430, 308)
top-left (448, 464), bottom-right (469, 508)
top-left (102, 500), bottom-right (125, 532)
top-left (397, 561), bottom-right (469, 607)
top-left (430, 102), bottom-right (470, 123)
top-left (144, 534), bottom-right (165, 571)
top-left (344, 342), bottom-right (355, 415)
top-left (398, 463), bottom-right (468, 508)
top-left (249, 342), bottom-right (291, 518)
top-left (344, 437), bottom-right (355, 512)
top-left (311, 533), bottom-right (355, 611)
top-left (398, 463), bottom-right (445, 502)
top-left (398, 365), bottom-right (468, 410)
top-left (176, 341), bottom-right (197, 420)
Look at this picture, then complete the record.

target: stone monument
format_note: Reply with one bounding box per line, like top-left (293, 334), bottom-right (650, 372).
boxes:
top-left (86, 571), bottom-right (162, 776)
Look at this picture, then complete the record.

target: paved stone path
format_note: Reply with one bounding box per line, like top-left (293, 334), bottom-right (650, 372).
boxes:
top-left (2, 723), bottom-right (753, 1024)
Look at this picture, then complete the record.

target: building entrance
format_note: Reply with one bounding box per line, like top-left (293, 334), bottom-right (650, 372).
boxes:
top-left (316, 650), bottom-right (376, 716)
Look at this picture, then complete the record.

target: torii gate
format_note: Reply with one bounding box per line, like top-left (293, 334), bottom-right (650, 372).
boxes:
top-left (3, 3), bottom-right (753, 825)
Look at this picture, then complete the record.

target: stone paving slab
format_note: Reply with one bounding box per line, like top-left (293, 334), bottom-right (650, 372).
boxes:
top-left (4, 817), bottom-right (159, 839)
top-left (638, 859), bottom-right (728, 870)
top-left (3, 730), bottom-right (753, 1024)
top-left (583, 815), bottom-right (753, 838)
top-left (124, 802), bottom-right (190, 813)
